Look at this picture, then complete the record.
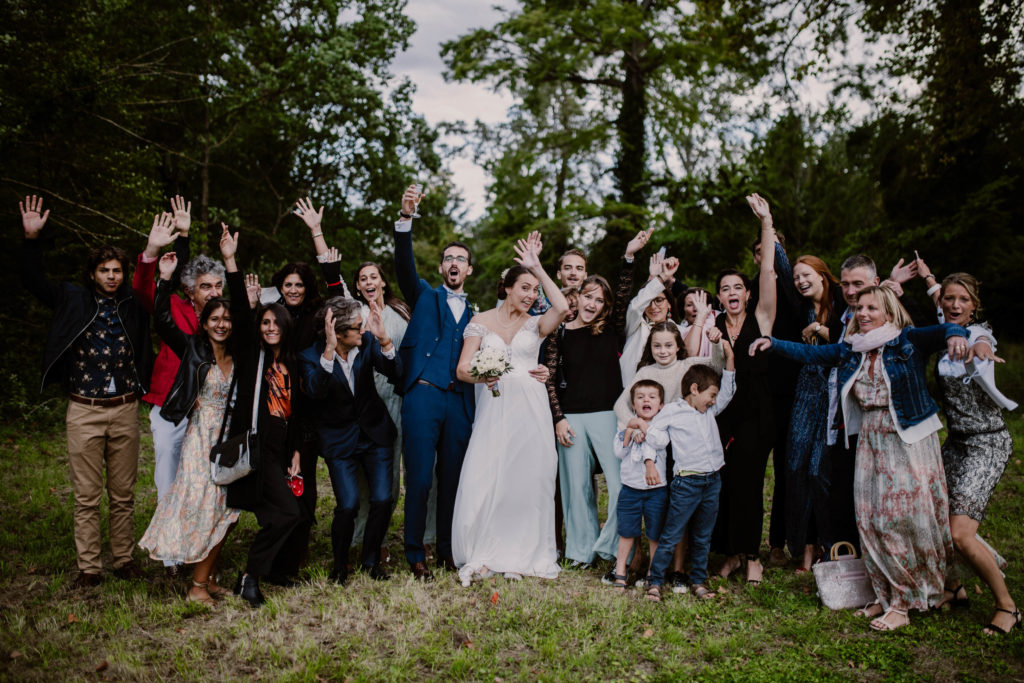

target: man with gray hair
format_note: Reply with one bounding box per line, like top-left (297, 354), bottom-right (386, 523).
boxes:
top-left (300, 296), bottom-right (401, 584)
top-left (131, 197), bottom-right (225, 576)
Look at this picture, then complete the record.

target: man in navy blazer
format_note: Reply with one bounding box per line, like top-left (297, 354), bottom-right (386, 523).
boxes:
top-left (301, 297), bottom-right (401, 584)
top-left (393, 184), bottom-right (475, 580)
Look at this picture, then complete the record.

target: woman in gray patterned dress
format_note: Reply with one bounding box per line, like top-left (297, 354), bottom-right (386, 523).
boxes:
top-left (918, 265), bottom-right (1020, 635)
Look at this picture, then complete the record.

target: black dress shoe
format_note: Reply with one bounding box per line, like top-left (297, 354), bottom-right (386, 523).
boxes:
top-left (437, 556), bottom-right (458, 573)
top-left (410, 561), bottom-right (434, 582)
top-left (113, 560), bottom-right (145, 580)
top-left (235, 573), bottom-right (266, 608)
top-left (365, 564), bottom-right (391, 581)
top-left (73, 572), bottom-right (102, 589)
top-left (329, 567), bottom-right (349, 586)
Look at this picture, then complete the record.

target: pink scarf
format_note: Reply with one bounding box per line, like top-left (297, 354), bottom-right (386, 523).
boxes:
top-left (847, 322), bottom-right (901, 353)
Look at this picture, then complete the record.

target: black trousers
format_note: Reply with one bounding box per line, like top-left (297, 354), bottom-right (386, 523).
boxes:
top-left (245, 416), bottom-right (304, 577)
top-left (827, 433), bottom-right (860, 555)
top-left (768, 395), bottom-right (793, 550)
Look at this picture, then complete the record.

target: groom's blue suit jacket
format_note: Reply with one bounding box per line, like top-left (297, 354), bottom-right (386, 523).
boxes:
top-left (393, 228), bottom-right (475, 420)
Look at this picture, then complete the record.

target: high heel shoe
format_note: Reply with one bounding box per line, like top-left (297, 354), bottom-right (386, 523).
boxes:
top-left (983, 608), bottom-right (1022, 635)
top-left (937, 583), bottom-right (970, 609)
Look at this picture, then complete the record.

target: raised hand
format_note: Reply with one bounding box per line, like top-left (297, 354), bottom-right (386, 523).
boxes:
top-left (661, 256), bottom-right (679, 281)
top-left (692, 289), bottom-right (711, 324)
top-left (745, 193), bottom-right (772, 222)
top-left (219, 222), bottom-right (238, 260)
top-left (20, 195), bottom-right (50, 239)
top-left (366, 299), bottom-right (387, 342)
top-left (648, 252), bottom-right (664, 281)
top-left (323, 308), bottom-right (338, 357)
top-left (294, 197), bottom-right (323, 232)
top-left (525, 230), bottom-right (543, 254)
top-left (170, 195), bottom-right (191, 235)
top-left (913, 250), bottom-right (933, 281)
top-left (889, 257), bottom-right (918, 285)
top-left (322, 246), bottom-right (341, 264)
top-left (158, 252), bottom-right (178, 281)
top-left (401, 184), bottom-right (424, 217)
top-left (145, 212), bottom-right (178, 258)
top-left (513, 236), bottom-right (542, 270)
top-left (625, 227), bottom-right (654, 258)
top-left (748, 337), bottom-right (772, 355)
top-left (245, 273), bottom-right (261, 309)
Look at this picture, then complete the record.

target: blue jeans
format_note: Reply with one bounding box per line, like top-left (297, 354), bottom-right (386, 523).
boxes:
top-left (325, 436), bottom-right (394, 571)
top-left (648, 470), bottom-right (721, 587)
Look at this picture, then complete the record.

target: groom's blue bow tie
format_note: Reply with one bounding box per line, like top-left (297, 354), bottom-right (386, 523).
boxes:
top-left (447, 291), bottom-right (468, 302)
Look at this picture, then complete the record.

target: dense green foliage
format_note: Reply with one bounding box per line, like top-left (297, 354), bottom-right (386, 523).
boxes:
top-left (0, 0), bottom-right (456, 413)
top-left (448, 0), bottom-right (1024, 336)
top-left (2, 0), bottom-right (1022, 420)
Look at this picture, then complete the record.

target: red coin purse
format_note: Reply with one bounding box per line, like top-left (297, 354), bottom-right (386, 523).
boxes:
top-left (286, 474), bottom-right (304, 497)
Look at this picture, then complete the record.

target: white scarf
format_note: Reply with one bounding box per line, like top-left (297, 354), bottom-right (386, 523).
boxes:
top-left (847, 322), bottom-right (901, 353)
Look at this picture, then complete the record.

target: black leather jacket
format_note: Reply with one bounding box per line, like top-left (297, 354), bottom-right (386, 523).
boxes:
top-left (20, 239), bottom-right (152, 393)
top-left (155, 273), bottom-right (249, 425)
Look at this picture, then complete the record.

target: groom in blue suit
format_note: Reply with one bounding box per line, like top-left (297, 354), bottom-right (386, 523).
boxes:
top-left (393, 185), bottom-right (475, 580)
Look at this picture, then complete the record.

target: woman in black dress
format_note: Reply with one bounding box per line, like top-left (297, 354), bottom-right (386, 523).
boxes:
top-left (711, 193), bottom-right (778, 585)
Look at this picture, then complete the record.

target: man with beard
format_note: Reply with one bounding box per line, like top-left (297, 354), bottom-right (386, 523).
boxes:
top-left (393, 184), bottom-right (475, 581)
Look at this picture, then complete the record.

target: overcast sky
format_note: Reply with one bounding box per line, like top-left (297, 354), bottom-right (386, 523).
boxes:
top-left (391, 2), bottom-right (512, 220)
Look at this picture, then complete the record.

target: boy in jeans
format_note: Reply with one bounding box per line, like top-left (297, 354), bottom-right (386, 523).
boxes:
top-left (642, 342), bottom-right (735, 602)
top-left (608, 379), bottom-right (669, 591)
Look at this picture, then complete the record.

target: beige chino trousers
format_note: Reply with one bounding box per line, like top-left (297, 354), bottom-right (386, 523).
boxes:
top-left (65, 401), bottom-right (140, 573)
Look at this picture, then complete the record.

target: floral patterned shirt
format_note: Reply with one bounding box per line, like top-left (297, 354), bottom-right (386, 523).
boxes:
top-left (69, 295), bottom-right (139, 398)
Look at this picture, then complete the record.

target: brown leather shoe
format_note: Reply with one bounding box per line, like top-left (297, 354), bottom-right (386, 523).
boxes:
top-left (113, 560), bottom-right (145, 580)
top-left (73, 572), bottom-right (103, 589)
top-left (410, 561), bottom-right (434, 582)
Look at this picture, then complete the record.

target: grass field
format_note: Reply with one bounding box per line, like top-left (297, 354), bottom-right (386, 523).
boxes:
top-left (2, 391), bottom-right (1024, 680)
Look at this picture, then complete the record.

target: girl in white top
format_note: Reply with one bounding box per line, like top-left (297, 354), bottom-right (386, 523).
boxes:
top-left (618, 253), bottom-right (680, 387)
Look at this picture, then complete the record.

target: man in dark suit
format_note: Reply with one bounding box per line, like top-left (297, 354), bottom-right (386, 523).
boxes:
top-left (301, 296), bottom-right (400, 584)
top-left (393, 184), bottom-right (475, 580)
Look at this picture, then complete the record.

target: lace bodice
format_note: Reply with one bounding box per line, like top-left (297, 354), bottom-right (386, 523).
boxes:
top-left (464, 317), bottom-right (541, 378)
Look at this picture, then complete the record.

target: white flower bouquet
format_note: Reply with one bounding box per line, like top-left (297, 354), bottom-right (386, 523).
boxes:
top-left (470, 347), bottom-right (511, 397)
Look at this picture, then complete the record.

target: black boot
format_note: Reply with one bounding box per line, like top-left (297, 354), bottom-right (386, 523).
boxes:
top-left (235, 573), bottom-right (266, 608)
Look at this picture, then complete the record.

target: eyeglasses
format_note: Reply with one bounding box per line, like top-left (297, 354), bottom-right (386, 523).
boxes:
top-left (650, 296), bottom-right (669, 305)
top-left (442, 255), bottom-right (469, 264)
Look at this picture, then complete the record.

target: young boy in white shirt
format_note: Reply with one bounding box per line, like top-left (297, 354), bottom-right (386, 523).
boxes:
top-left (609, 379), bottom-right (669, 592)
top-left (641, 341), bottom-right (735, 602)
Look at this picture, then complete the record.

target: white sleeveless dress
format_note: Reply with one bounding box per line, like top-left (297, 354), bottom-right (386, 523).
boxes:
top-left (452, 316), bottom-right (560, 582)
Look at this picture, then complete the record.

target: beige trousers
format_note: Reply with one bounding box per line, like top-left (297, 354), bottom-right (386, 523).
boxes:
top-left (66, 401), bottom-right (140, 573)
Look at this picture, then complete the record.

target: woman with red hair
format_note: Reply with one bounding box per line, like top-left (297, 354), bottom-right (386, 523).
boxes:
top-left (777, 253), bottom-right (847, 572)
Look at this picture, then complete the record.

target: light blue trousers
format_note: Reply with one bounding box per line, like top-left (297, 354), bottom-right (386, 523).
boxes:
top-left (149, 406), bottom-right (187, 567)
top-left (558, 411), bottom-right (622, 564)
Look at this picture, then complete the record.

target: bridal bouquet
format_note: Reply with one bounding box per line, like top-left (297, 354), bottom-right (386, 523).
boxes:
top-left (470, 347), bottom-right (511, 397)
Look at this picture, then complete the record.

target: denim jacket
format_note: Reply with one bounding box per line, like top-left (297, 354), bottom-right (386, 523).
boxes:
top-left (768, 324), bottom-right (967, 444)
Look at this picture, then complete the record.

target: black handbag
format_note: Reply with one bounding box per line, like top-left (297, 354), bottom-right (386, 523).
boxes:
top-left (209, 355), bottom-right (264, 485)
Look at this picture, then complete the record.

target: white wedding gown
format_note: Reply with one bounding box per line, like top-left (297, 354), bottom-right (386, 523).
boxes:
top-left (452, 316), bottom-right (560, 583)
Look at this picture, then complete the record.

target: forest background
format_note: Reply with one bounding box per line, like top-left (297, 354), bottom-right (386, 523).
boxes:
top-left (1, 0), bottom-right (1023, 422)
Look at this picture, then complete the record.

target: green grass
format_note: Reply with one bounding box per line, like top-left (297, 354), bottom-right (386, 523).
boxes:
top-left (2, 389), bottom-right (1024, 680)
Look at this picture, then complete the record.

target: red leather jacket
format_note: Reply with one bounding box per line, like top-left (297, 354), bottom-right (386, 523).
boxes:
top-left (132, 253), bottom-right (198, 406)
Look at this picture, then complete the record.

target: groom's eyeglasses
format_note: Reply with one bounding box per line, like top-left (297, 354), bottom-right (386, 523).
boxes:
top-left (442, 255), bottom-right (469, 264)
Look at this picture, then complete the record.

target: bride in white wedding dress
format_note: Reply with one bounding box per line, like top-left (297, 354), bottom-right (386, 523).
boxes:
top-left (453, 233), bottom-right (569, 585)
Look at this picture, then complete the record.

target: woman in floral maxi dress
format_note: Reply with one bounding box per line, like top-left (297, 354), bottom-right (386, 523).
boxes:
top-left (139, 227), bottom-right (245, 605)
top-left (751, 285), bottom-right (969, 631)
